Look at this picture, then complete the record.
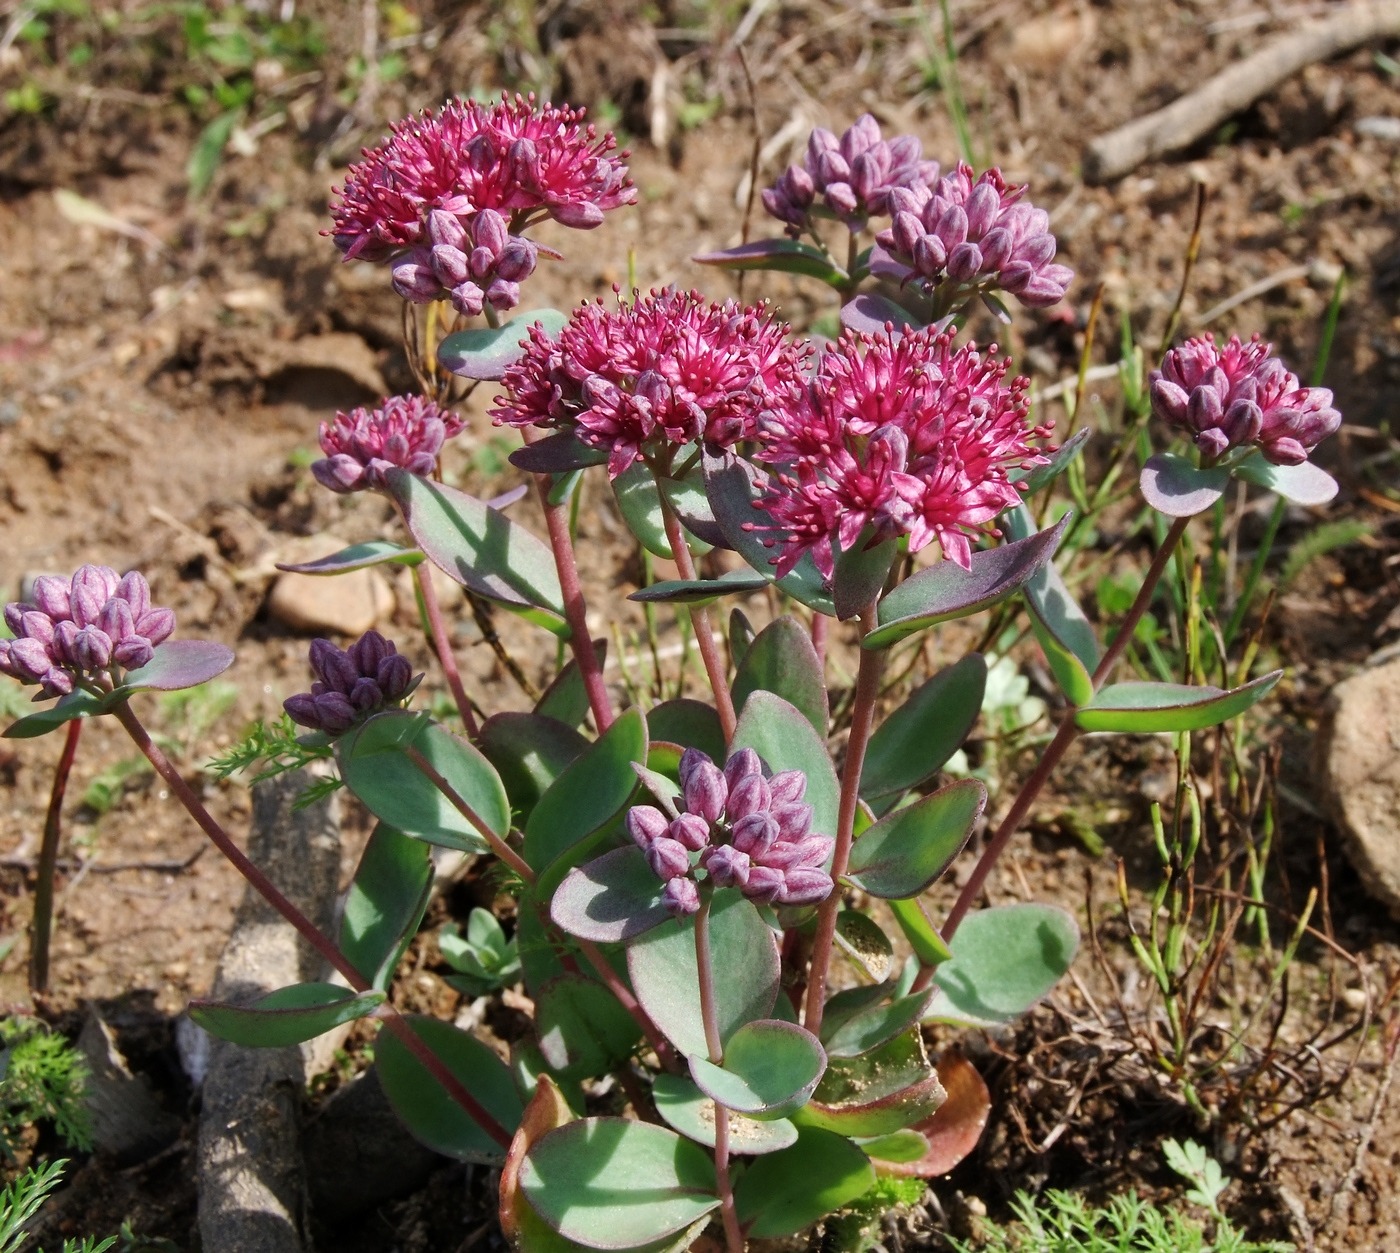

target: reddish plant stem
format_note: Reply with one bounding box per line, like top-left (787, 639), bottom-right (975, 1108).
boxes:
top-left (30, 717), bottom-right (82, 994)
top-left (415, 563), bottom-right (478, 738)
top-left (111, 698), bottom-right (513, 1150)
top-left (523, 437), bottom-right (614, 732)
top-left (802, 602), bottom-right (883, 1037)
top-left (575, 936), bottom-right (677, 1069)
top-left (930, 514), bottom-right (1195, 957)
top-left (810, 612), bottom-right (829, 668)
top-left (695, 892), bottom-right (745, 1253)
top-left (657, 488), bottom-right (736, 743)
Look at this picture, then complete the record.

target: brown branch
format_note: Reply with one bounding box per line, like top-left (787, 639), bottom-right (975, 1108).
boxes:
top-left (1083, 1), bottom-right (1400, 183)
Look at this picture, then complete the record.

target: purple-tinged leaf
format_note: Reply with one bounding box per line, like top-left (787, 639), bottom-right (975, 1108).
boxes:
top-left (729, 608), bottom-right (756, 668)
top-left (689, 1020), bottom-right (827, 1120)
top-left (189, 983), bottom-right (384, 1048)
top-left (1075, 670), bottom-right (1281, 734)
top-left (733, 1127), bottom-right (876, 1239)
top-left (823, 987), bottom-right (936, 1060)
top-left (385, 468), bottom-right (567, 634)
top-left (832, 531), bottom-right (898, 622)
top-left (845, 779), bottom-right (985, 899)
top-left (508, 431), bottom-right (610, 474)
top-left (1013, 427), bottom-right (1091, 493)
top-left (1232, 450), bottom-right (1339, 506)
top-left (612, 463), bottom-right (714, 560)
top-left (1140, 452), bottom-right (1230, 517)
top-left (521, 1119), bottom-right (718, 1248)
top-left (839, 292), bottom-right (919, 335)
top-left (732, 615), bottom-right (828, 736)
top-left (647, 700), bottom-right (725, 762)
top-left (485, 483), bottom-right (529, 511)
top-left (275, 540), bottom-right (424, 575)
top-left (340, 823), bottom-right (432, 990)
top-left (652, 1074), bottom-right (799, 1155)
top-left (693, 238), bottom-right (848, 287)
top-left (4, 691), bottom-right (109, 739)
top-left (702, 450), bottom-right (835, 615)
top-left (550, 846), bottom-right (671, 944)
top-left (122, 639), bottom-right (235, 692)
top-left (478, 712), bottom-right (588, 824)
top-left (535, 975), bottom-right (642, 1078)
top-left (628, 889), bottom-right (779, 1057)
top-left (438, 308), bottom-right (568, 381)
top-left (732, 691), bottom-right (840, 839)
top-left (926, 903), bottom-right (1078, 1028)
top-left (794, 1028), bottom-right (945, 1138)
top-left (630, 571), bottom-right (771, 604)
top-left (862, 655), bottom-right (986, 801)
top-left (877, 1051), bottom-right (990, 1178)
top-left (864, 513), bottom-right (1072, 650)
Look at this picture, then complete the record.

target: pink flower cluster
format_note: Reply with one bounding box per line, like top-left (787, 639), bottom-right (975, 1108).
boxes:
top-left (493, 289), bottom-right (808, 477)
top-left (628, 748), bottom-right (833, 916)
top-left (763, 113), bottom-right (939, 236)
top-left (284, 631), bottom-right (419, 736)
top-left (311, 395), bottom-right (465, 494)
top-left (328, 94), bottom-right (635, 313)
top-left (873, 164), bottom-right (1072, 310)
top-left (1, 567), bottom-right (174, 699)
top-left (1149, 333), bottom-right (1341, 466)
top-left (755, 327), bottom-right (1048, 577)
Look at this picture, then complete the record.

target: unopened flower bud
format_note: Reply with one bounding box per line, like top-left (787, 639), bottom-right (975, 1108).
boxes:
top-left (731, 813), bottom-right (778, 857)
top-left (451, 282), bottom-right (486, 317)
top-left (669, 813), bottom-right (712, 852)
top-left (113, 637), bottom-right (154, 670)
top-left (73, 627), bottom-right (112, 672)
top-left (775, 866), bottom-right (833, 906)
top-left (392, 253), bottom-right (441, 304)
top-left (683, 759), bottom-right (727, 823)
top-left (428, 208), bottom-right (468, 250)
top-left (494, 239), bottom-right (537, 283)
top-left (432, 244), bottom-right (472, 288)
top-left (768, 770), bottom-right (807, 806)
top-left (703, 844), bottom-right (751, 888)
top-left (646, 836), bottom-right (692, 881)
top-left (30, 576), bottom-right (71, 620)
top-left (485, 279), bottom-right (521, 311)
top-left (726, 773), bottom-right (770, 823)
top-left (663, 877), bottom-right (700, 917)
top-left (723, 748), bottom-right (762, 790)
top-left (627, 805), bottom-right (669, 849)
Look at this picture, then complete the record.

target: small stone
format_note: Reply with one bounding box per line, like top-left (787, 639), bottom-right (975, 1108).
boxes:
top-left (266, 534), bottom-right (395, 637)
top-left (1319, 655), bottom-right (1400, 917)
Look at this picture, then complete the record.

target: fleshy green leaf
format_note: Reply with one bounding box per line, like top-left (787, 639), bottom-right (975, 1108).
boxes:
top-left (733, 1127), bottom-right (876, 1239)
top-left (536, 975), bottom-right (642, 1079)
top-left (275, 540), bottom-right (425, 575)
top-left (521, 1119), bottom-right (719, 1248)
top-left (647, 700), bottom-right (726, 761)
top-left (688, 1020), bottom-right (826, 1119)
top-left (729, 609), bottom-right (755, 669)
top-left (479, 712), bottom-right (590, 823)
top-left (693, 238), bottom-right (848, 287)
top-left (376, 1015), bottom-right (524, 1162)
top-left (550, 846), bottom-right (671, 944)
top-left (612, 464), bottom-right (713, 560)
top-left (385, 468), bottom-right (568, 634)
top-left (534, 641), bottom-right (608, 728)
top-left (845, 780), bottom-right (985, 899)
top-left (629, 572), bottom-right (771, 605)
top-left (628, 890), bottom-right (779, 1057)
top-left (1013, 427), bottom-right (1091, 493)
top-left (926, 903), bottom-right (1079, 1027)
top-left (1074, 671), bottom-right (1282, 733)
top-left (523, 707), bottom-right (648, 872)
top-left (833, 910), bottom-right (894, 982)
top-left (189, 983), bottom-right (384, 1047)
top-left (652, 1074), bottom-right (798, 1155)
top-left (3, 691), bottom-right (108, 739)
top-left (864, 514), bottom-right (1072, 650)
top-left (1231, 450), bottom-right (1339, 506)
top-left (854, 1129), bottom-right (931, 1164)
top-left (861, 655), bottom-right (987, 800)
top-left (1139, 452), bottom-right (1231, 517)
top-left (831, 533), bottom-right (898, 622)
top-left (702, 451), bottom-right (835, 614)
top-left (795, 1028), bottom-right (945, 1138)
top-left (822, 988), bottom-right (936, 1060)
top-left (887, 897), bottom-right (952, 968)
top-left (731, 616), bottom-right (828, 736)
top-left (337, 710), bottom-right (511, 852)
top-left (509, 431), bottom-right (611, 474)
top-left (438, 309), bottom-right (568, 380)
top-left (122, 639), bottom-right (235, 692)
top-left (731, 691), bottom-right (840, 839)
top-left (340, 823), bottom-right (432, 989)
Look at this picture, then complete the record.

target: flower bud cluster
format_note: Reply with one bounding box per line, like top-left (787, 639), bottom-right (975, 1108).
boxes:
top-left (1149, 333), bottom-right (1341, 466)
top-left (283, 631), bottom-right (420, 736)
top-left (390, 207), bottom-right (540, 317)
top-left (0, 567), bottom-right (174, 699)
top-left (626, 748), bottom-right (834, 917)
top-left (873, 164), bottom-right (1072, 310)
top-left (762, 113), bottom-right (938, 236)
top-left (311, 394), bottom-right (465, 494)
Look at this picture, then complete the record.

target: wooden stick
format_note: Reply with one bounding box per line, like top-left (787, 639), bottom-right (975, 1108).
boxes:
top-left (1084, 1), bottom-right (1400, 183)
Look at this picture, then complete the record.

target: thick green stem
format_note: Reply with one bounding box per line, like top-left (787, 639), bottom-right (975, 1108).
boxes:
top-left (656, 483), bottom-right (736, 743)
top-left (111, 698), bottom-right (512, 1150)
top-left (802, 603), bottom-right (883, 1036)
top-left (696, 892), bottom-right (745, 1253)
top-left (30, 717), bottom-right (82, 995)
